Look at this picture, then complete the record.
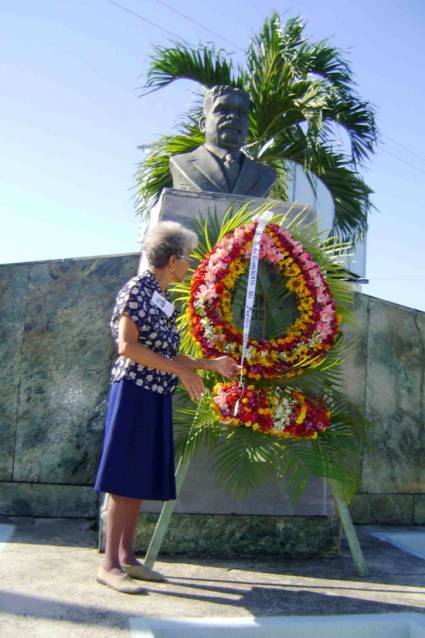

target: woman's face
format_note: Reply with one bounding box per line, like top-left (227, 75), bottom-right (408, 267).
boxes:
top-left (172, 252), bottom-right (193, 282)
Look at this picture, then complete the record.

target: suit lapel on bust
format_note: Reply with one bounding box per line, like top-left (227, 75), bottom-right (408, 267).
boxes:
top-left (188, 147), bottom-right (229, 192)
top-left (232, 155), bottom-right (258, 195)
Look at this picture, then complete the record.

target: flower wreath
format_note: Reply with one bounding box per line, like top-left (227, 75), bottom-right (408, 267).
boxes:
top-left (212, 382), bottom-right (331, 439)
top-left (188, 220), bottom-right (339, 380)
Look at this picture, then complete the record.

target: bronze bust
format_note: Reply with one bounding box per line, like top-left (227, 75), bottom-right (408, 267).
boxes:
top-left (170, 85), bottom-right (276, 197)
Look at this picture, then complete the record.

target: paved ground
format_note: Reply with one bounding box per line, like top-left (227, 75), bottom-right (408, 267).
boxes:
top-left (0, 516), bottom-right (425, 637)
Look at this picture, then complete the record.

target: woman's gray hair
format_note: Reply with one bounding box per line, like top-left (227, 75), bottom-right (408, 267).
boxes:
top-left (143, 221), bottom-right (198, 268)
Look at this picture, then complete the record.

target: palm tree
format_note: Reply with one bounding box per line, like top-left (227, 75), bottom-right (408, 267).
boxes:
top-left (136, 13), bottom-right (378, 239)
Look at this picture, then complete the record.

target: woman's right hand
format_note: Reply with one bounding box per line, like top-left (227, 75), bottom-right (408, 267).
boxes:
top-left (177, 366), bottom-right (205, 402)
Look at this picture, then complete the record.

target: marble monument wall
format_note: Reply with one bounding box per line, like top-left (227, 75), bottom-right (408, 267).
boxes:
top-left (0, 254), bottom-right (424, 524)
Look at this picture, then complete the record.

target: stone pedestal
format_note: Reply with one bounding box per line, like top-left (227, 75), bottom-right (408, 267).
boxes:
top-left (139, 188), bottom-right (315, 272)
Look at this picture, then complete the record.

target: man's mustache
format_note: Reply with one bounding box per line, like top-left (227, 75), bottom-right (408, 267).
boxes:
top-left (218, 120), bottom-right (243, 135)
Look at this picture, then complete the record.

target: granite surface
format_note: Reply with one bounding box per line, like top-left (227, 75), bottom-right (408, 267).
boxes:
top-left (368, 494), bottom-right (415, 525)
top-left (342, 291), bottom-right (369, 410)
top-left (0, 264), bottom-right (29, 481)
top-left (350, 493), bottom-right (425, 525)
top-left (414, 495), bottom-right (425, 524)
top-left (134, 513), bottom-right (340, 557)
top-left (349, 494), bottom-right (373, 525)
top-left (0, 482), bottom-right (97, 517)
top-left (6, 254), bottom-right (138, 485)
top-left (362, 297), bottom-right (425, 495)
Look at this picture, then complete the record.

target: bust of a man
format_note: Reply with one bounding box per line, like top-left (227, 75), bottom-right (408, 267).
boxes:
top-left (170, 85), bottom-right (276, 197)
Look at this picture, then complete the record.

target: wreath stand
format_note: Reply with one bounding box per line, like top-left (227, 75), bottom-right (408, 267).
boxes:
top-left (139, 191), bottom-right (367, 576)
top-left (144, 458), bottom-right (368, 576)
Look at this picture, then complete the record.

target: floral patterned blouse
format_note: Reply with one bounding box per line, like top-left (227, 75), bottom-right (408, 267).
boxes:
top-left (110, 270), bottom-right (180, 394)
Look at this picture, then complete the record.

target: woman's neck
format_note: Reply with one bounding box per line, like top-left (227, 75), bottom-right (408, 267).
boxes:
top-left (149, 267), bottom-right (171, 294)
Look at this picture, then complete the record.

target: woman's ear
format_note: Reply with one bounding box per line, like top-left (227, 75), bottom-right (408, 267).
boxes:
top-left (168, 254), bottom-right (178, 270)
top-left (199, 116), bottom-right (206, 133)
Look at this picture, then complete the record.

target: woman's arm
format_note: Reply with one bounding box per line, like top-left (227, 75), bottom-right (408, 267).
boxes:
top-left (175, 353), bottom-right (241, 378)
top-left (118, 314), bottom-right (205, 401)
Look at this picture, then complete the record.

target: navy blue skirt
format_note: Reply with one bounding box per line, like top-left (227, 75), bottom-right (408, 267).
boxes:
top-left (94, 380), bottom-right (176, 500)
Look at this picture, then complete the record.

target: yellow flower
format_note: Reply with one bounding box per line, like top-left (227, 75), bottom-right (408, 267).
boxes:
top-left (293, 392), bottom-right (307, 424)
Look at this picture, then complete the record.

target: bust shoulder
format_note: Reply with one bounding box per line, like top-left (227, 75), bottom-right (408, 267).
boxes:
top-left (170, 146), bottom-right (206, 166)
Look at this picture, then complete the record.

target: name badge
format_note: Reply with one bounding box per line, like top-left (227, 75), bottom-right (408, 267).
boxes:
top-left (151, 290), bottom-right (175, 318)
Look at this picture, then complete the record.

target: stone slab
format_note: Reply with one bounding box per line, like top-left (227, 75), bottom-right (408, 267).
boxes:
top-left (341, 291), bottom-right (369, 410)
top-left (362, 297), bottom-right (425, 494)
top-left (139, 189), bottom-right (316, 273)
top-left (0, 482), bottom-right (97, 517)
top-left (349, 494), bottom-right (373, 525)
top-left (369, 495), bottom-right (415, 525)
top-left (153, 188), bottom-right (315, 231)
top-left (0, 264), bottom-right (29, 480)
top-left (415, 496), bottom-right (425, 525)
top-left (13, 254), bottom-right (139, 485)
top-left (143, 455), bottom-right (333, 516)
top-left (133, 513), bottom-right (340, 557)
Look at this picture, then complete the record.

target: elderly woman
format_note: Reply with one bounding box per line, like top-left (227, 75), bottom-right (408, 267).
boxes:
top-left (95, 221), bottom-right (239, 594)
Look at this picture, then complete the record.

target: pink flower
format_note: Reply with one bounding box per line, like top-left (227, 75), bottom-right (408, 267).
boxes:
top-left (320, 304), bottom-right (335, 322)
top-left (213, 393), bottom-right (228, 410)
top-left (259, 234), bottom-right (285, 263)
top-left (298, 252), bottom-right (315, 270)
top-left (316, 290), bottom-right (331, 304)
top-left (317, 322), bottom-right (333, 338)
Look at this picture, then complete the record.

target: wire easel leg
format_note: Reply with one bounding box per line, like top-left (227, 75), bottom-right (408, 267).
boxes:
top-left (330, 481), bottom-right (368, 576)
top-left (144, 457), bottom-right (191, 569)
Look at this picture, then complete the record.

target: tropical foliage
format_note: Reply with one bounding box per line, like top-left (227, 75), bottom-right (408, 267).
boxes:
top-left (171, 203), bottom-right (368, 503)
top-left (136, 13), bottom-right (378, 238)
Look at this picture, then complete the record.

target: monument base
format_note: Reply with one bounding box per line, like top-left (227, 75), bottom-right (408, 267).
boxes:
top-left (138, 188), bottom-right (315, 272)
top-left (99, 513), bottom-right (340, 558)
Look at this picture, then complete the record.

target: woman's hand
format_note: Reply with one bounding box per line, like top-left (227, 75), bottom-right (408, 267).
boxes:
top-left (210, 356), bottom-right (241, 379)
top-left (177, 366), bottom-right (205, 402)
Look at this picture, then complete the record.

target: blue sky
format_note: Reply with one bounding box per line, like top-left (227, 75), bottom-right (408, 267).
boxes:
top-left (1, 0), bottom-right (425, 311)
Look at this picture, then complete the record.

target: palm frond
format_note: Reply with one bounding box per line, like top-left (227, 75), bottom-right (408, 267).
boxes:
top-left (135, 125), bottom-right (204, 221)
top-left (298, 40), bottom-right (353, 90)
top-left (323, 93), bottom-right (378, 165)
top-left (142, 43), bottom-right (238, 95)
top-left (280, 138), bottom-right (372, 238)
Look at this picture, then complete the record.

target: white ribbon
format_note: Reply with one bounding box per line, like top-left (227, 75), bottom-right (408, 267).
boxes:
top-left (234, 210), bottom-right (274, 415)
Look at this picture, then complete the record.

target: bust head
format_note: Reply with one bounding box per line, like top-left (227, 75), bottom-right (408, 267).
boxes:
top-left (200, 85), bottom-right (250, 152)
